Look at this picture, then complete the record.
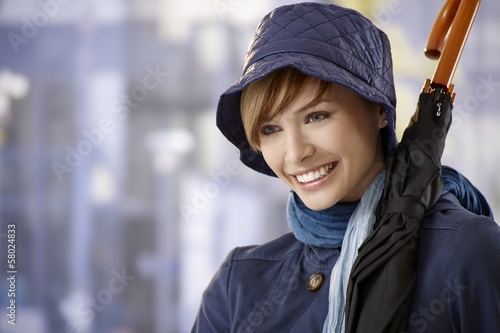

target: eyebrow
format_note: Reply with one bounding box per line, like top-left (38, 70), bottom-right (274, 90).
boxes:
top-left (293, 97), bottom-right (333, 115)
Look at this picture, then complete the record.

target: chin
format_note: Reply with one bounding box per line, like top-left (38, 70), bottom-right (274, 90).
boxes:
top-left (300, 196), bottom-right (339, 211)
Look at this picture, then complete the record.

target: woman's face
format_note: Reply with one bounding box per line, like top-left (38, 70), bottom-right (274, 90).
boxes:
top-left (259, 81), bottom-right (386, 210)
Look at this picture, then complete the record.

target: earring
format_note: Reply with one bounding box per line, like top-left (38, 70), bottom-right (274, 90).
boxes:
top-left (381, 119), bottom-right (388, 127)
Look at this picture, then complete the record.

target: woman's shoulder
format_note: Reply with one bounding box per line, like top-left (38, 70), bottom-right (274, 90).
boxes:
top-left (422, 192), bottom-right (498, 233)
top-left (418, 191), bottom-right (500, 276)
top-left (410, 194), bottom-right (500, 332)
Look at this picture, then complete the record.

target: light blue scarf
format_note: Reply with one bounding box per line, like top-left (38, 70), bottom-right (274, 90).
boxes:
top-left (287, 172), bottom-right (385, 333)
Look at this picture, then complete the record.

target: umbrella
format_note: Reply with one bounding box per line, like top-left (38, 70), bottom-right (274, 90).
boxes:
top-left (344, 0), bottom-right (481, 332)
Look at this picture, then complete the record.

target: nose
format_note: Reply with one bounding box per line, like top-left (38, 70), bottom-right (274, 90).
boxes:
top-left (284, 131), bottom-right (314, 164)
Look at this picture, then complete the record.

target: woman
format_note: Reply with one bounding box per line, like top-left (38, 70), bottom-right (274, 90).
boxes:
top-left (192, 3), bottom-right (500, 332)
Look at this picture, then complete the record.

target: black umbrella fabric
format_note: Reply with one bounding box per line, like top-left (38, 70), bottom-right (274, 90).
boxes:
top-left (344, 88), bottom-right (453, 333)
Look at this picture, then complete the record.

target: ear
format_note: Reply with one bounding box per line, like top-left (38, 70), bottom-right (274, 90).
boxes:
top-left (376, 105), bottom-right (387, 129)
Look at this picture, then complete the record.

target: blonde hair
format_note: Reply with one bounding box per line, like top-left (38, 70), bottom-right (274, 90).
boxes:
top-left (240, 67), bottom-right (329, 150)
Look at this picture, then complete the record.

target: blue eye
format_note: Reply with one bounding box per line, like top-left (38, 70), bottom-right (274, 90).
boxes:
top-left (260, 125), bottom-right (280, 135)
top-left (307, 113), bottom-right (329, 123)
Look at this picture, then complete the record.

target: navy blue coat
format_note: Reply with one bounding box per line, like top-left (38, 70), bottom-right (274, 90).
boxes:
top-left (191, 193), bottom-right (500, 332)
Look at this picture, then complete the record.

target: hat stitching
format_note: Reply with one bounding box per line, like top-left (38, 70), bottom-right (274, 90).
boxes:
top-left (254, 6), bottom-right (353, 44)
top-left (256, 11), bottom-right (366, 46)
top-left (244, 41), bottom-right (394, 102)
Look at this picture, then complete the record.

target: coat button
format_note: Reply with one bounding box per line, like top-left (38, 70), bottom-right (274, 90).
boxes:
top-left (306, 272), bottom-right (324, 292)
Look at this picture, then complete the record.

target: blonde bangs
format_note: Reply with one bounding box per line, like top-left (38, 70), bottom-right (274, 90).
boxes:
top-left (240, 67), bottom-right (329, 150)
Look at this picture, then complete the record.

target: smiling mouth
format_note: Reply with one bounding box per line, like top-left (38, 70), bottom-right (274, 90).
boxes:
top-left (295, 162), bottom-right (337, 183)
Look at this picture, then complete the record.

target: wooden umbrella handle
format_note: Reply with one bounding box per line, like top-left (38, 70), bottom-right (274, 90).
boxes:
top-left (424, 0), bottom-right (481, 91)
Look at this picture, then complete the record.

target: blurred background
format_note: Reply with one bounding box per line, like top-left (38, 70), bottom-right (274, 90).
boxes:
top-left (0, 0), bottom-right (499, 332)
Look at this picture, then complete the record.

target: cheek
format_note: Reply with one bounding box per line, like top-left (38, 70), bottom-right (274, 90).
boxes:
top-left (346, 115), bottom-right (380, 148)
top-left (318, 123), bottom-right (358, 155)
top-left (323, 122), bottom-right (377, 162)
top-left (260, 143), bottom-right (282, 174)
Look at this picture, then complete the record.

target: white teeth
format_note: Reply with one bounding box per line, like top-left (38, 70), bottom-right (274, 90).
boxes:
top-left (295, 163), bottom-right (335, 183)
top-left (307, 171), bottom-right (315, 180)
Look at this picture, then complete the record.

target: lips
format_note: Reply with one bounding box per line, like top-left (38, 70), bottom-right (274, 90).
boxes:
top-left (295, 162), bottom-right (336, 183)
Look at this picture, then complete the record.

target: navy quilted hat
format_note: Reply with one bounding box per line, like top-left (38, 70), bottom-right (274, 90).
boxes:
top-left (217, 2), bottom-right (397, 177)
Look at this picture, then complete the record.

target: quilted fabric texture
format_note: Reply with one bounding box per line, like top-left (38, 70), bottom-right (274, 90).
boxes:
top-left (216, 2), bottom-right (397, 177)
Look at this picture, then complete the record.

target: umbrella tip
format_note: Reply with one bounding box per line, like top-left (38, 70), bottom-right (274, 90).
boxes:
top-left (424, 48), bottom-right (441, 60)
